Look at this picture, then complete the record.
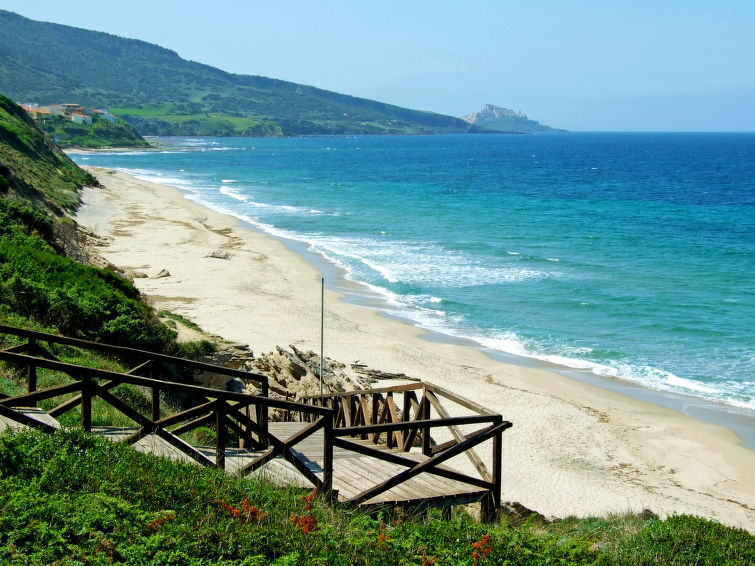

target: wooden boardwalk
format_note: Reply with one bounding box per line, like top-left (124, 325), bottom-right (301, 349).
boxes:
top-left (86, 422), bottom-right (488, 509)
top-left (0, 325), bottom-right (511, 519)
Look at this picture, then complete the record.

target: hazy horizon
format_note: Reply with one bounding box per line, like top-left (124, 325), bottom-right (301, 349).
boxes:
top-left (2, 0), bottom-right (753, 132)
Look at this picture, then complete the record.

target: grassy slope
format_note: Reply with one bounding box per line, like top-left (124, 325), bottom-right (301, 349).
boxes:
top-left (0, 94), bottom-right (210, 356)
top-left (0, 9), bottom-right (481, 137)
top-left (1, 429), bottom-right (753, 565)
top-left (0, 94), bottom-right (94, 212)
top-left (34, 114), bottom-right (149, 149)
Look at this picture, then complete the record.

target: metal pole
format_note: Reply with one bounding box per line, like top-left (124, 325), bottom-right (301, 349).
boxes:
top-left (320, 277), bottom-right (325, 395)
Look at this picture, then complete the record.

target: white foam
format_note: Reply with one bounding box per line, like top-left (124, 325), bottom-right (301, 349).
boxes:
top-left (219, 186), bottom-right (247, 202)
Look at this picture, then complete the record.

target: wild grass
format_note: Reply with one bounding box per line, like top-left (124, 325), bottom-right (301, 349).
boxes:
top-left (0, 429), bottom-right (752, 565)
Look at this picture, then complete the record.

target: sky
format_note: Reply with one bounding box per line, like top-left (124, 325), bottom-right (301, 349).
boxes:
top-left (2, 0), bottom-right (754, 131)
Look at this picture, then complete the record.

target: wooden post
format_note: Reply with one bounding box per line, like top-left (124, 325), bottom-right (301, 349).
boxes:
top-left (481, 420), bottom-right (503, 523)
top-left (215, 401), bottom-right (226, 470)
top-left (322, 415), bottom-right (334, 498)
top-left (27, 337), bottom-right (37, 404)
top-left (260, 378), bottom-right (269, 447)
top-left (81, 374), bottom-right (92, 432)
top-left (492, 422), bottom-right (502, 510)
top-left (151, 386), bottom-right (160, 422)
top-left (422, 395), bottom-right (431, 456)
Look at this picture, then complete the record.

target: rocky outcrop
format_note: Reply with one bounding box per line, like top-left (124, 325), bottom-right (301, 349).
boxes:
top-left (461, 104), bottom-right (561, 133)
top-left (247, 345), bottom-right (368, 399)
top-left (196, 341), bottom-right (418, 402)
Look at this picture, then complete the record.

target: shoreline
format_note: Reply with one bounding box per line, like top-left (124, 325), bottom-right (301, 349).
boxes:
top-left (75, 166), bottom-right (755, 530)
top-left (275, 223), bottom-right (755, 450)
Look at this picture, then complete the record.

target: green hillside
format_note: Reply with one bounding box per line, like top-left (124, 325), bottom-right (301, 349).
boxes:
top-left (0, 94), bottom-right (94, 212)
top-left (35, 114), bottom-right (149, 149)
top-left (0, 10), bottom-right (481, 137)
top-left (0, 94), bottom-right (197, 354)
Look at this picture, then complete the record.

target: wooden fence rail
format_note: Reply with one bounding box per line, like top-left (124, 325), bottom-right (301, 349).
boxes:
top-left (0, 325), bottom-right (511, 521)
top-left (292, 381), bottom-right (512, 521)
top-left (0, 326), bottom-right (334, 494)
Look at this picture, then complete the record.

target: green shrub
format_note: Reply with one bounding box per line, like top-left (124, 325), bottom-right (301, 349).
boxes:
top-left (1, 429), bottom-right (753, 566)
top-left (609, 514), bottom-right (755, 565)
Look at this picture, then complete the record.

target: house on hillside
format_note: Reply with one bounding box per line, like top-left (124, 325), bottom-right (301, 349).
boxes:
top-left (70, 113), bottom-right (92, 125)
top-left (18, 101), bottom-right (115, 125)
top-left (91, 108), bottom-right (116, 123)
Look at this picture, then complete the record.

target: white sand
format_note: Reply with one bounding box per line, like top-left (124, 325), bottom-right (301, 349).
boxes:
top-left (76, 167), bottom-right (755, 530)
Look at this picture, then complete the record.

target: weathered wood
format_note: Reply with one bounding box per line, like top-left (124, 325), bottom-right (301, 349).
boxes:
top-left (426, 391), bottom-right (491, 482)
top-left (170, 414), bottom-right (214, 437)
top-left (0, 403), bottom-right (58, 433)
top-left (403, 391), bottom-right (421, 451)
top-left (333, 414), bottom-right (495, 437)
top-left (322, 418), bottom-right (333, 496)
top-left (0, 324), bottom-right (510, 519)
top-left (302, 381), bottom-right (423, 401)
top-left (82, 374), bottom-right (92, 432)
top-left (0, 343), bottom-right (29, 354)
top-left (421, 393), bottom-right (431, 456)
top-left (0, 324), bottom-right (266, 386)
top-left (0, 349), bottom-right (331, 415)
top-left (96, 387), bottom-right (157, 434)
top-left (348, 420), bottom-right (511, 505)
top-left (332, 437), bottom-right (493, 490)
top-left (386, 394), bottom-right (401, 448)
top-left (153, 425), bottom-right (216, 468)
top-left (237, 446), bottom-right (277, 476)
top-left (425, 383), bottom-right (498, 416)
top-left (359, 395), bottom-right (371, 440)
top-left (2, 381), bottom-right (82, 407)
top-left (157, 400), bottom-right (216, 429)
top-left (27, 337), bottom-right (37, 399)
top-left (216, 401), bottom-right (226, 470)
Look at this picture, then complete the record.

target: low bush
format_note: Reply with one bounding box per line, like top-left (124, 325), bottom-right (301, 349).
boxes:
top-left (1, 429), bottom-right (752, 565)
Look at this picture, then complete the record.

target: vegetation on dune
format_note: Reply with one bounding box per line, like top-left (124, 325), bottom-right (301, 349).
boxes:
top-left (0, 94), bottom-right (94, 212)
top-left (0, 9), bottom-right (483, 137)
top-left (0, 94), bottom-right (209, 356)
top-left (0, 429), bottom-right (753, 565)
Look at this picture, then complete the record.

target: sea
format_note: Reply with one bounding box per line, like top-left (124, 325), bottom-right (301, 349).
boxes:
top-left (71, 133), bottom-right (755, 438)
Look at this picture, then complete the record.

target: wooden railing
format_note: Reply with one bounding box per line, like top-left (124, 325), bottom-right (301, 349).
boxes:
top-left (0, 326), bottom-right (511, 520)
top-left (291, 382), bottom-right (512, 521)
top-left (0, 325), bottom-right (334, 494)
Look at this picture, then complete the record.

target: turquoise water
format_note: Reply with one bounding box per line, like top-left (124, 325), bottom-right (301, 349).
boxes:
top-left (73, 133), bottom-right (755, 411)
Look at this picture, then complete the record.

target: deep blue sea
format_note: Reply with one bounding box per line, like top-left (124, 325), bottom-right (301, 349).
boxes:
top-left (72, 133), bottom-right (755, 412)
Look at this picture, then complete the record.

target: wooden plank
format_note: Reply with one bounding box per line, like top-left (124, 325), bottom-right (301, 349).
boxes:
top-left (2, 381), bottom-right (82, 407)
top-left (424, 383), bottom-right (497, 416)
top-left (348, 421), bottom-right (511, 505)
top-left (334, 414), bottom-right (495, 437)
top-left (302, 382), bottom-right (423, 401)
top-left (425, 391), bottom-right (491, 482)
top-left (345, 458), bottom-right (421, 503)
top-left (158, 401), bottom-right (218, 428)
top-left (359, 395), bottom-right (372, 441)
top-left (0, 405), bottom-right (59, 433)
top-left (332, 437), bottom-right (492, 490)
top-left (153, 426), bottom-right (216, 468)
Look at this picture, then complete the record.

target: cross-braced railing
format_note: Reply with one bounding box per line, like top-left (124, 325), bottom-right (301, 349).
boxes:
top-left (0, 325), bottom-right (334, 494)
top-left (292, 382), bottom-right (511, 521)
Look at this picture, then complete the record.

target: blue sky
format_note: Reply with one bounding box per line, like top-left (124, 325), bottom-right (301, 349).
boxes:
top-left (3, 0), bottom-right (754, 131)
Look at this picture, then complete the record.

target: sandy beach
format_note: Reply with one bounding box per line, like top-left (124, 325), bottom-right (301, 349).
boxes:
top-left (75, 166), bottom-right (755, 531)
